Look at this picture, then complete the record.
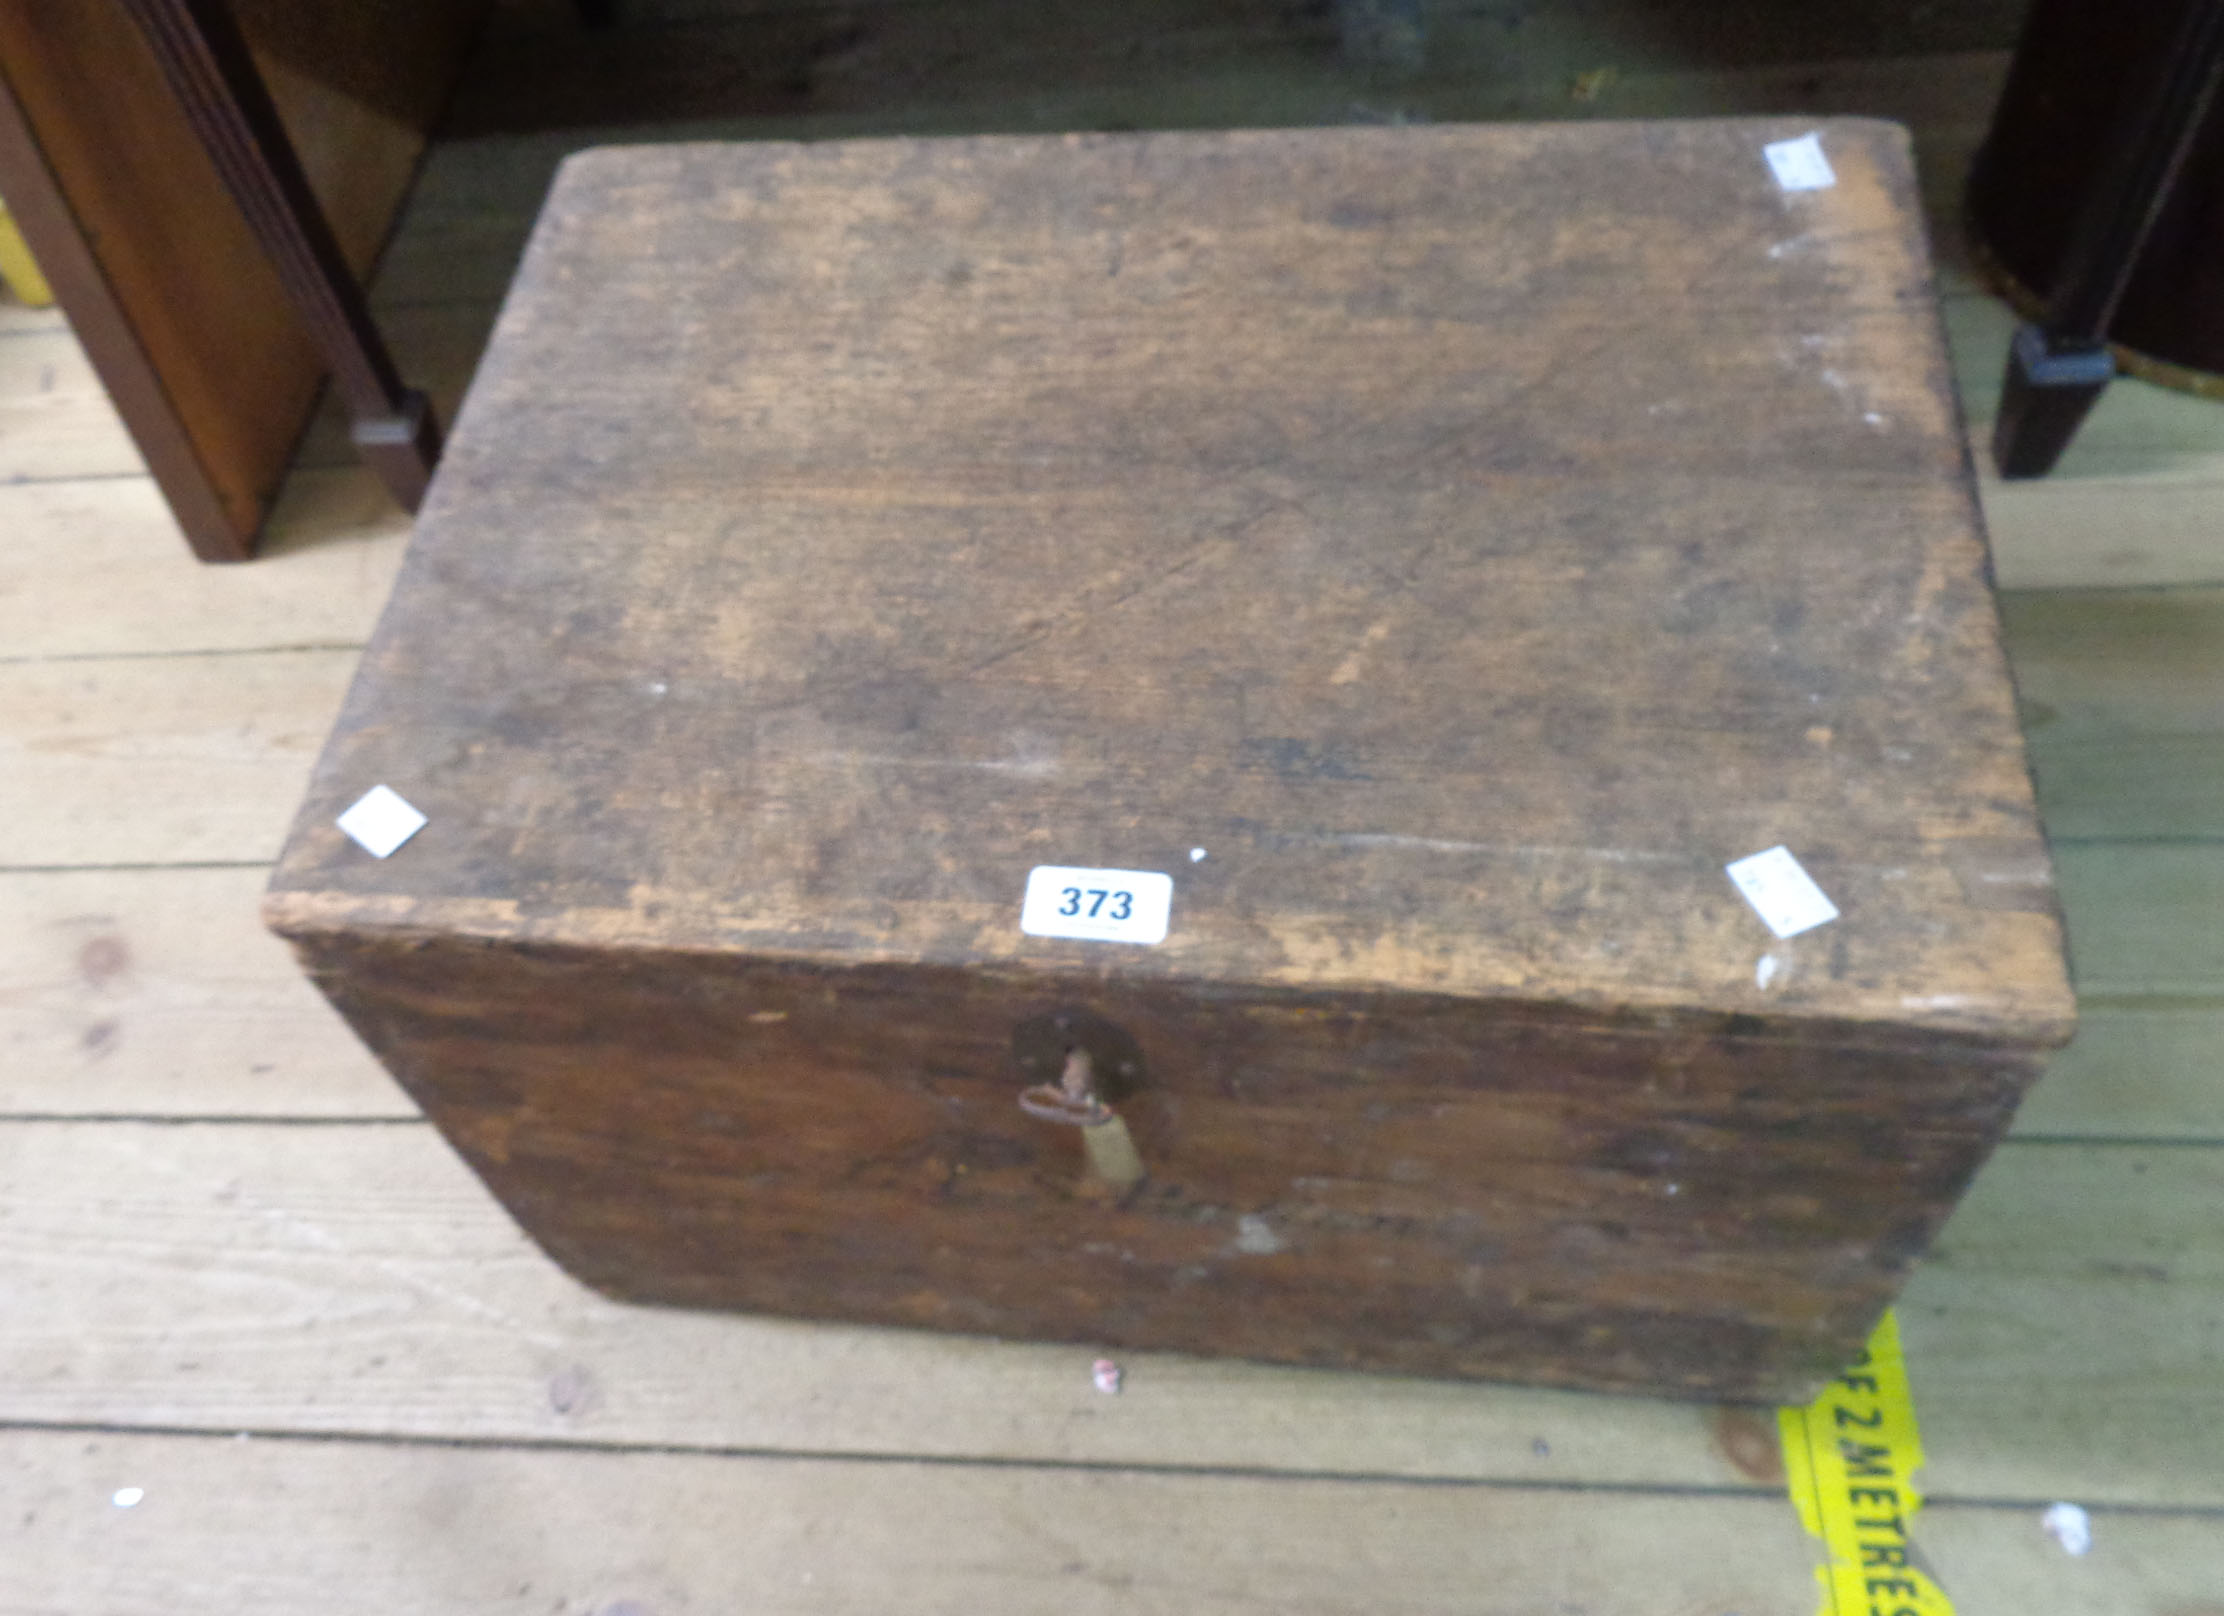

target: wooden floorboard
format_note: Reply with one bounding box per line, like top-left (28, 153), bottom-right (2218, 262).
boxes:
top-left (0, 648), bottom-right (355, 869)
top-left (1898, 1143), bottom-right (2224, 1507)
top-left (2053, 845), bottom-right (2224, 1000)
top-left (0, 471), bottom-right (407, 661)
top-left (2006, 587), bottom-right (2224, 844)
top-left (3, 16), bottom-right (2221, 1612)
top-left (0, 325), bottom-right (141, 482)
top-left (1, 1427), bottom-right (1833, 1616)
top-left (2015, 1006), bottom-right (2224, 1142)
top-left (0, 298), bottom-right (69, 337)
top-left (0, 867), bottom-right (402, 1119)
top-left (6, 1425), bottom-right (2217, 1616)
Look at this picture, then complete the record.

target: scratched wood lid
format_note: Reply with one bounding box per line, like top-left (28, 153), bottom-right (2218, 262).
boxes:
top-left (267, 121), bottom-right (2075, 1048)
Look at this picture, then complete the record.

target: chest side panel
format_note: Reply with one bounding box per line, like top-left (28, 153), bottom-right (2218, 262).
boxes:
top-left (294, 931), bottom-right (2036, 1401)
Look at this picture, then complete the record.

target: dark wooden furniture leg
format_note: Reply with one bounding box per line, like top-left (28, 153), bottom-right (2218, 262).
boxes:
top-left (113, 0), bottom-right (442, 510)
top-left (1992, 0), bottom-right (2224, 478)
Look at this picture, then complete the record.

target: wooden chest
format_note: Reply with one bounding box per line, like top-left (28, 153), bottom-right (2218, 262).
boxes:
top-left (266, 121), bottom-right (2074, 1402)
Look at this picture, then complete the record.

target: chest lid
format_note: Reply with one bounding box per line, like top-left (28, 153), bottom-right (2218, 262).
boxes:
top-left (266, 121), bottom-right (2074, 1051)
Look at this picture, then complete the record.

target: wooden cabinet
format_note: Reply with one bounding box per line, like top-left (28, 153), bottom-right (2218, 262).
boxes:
top-left (0, 0), bottom-right (482, 559)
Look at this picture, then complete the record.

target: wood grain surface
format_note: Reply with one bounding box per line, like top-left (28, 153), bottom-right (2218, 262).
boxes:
top-left (291, 926), bottom-right (2038, 1399)
top-left (271, 123), bottom-right (2069, 1035)
top-left (264, 122), bottom-right (2072, 1398)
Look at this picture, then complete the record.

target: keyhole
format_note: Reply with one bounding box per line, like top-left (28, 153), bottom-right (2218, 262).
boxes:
top-left (1012, 1012), bottom-right (1150, 1192)
top-left (1010, 1008), bottom-right (1145, 1102)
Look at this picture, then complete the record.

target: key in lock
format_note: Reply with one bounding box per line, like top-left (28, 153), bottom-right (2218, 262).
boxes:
top-left (1013, 1011), bottom-right (1148, 1192)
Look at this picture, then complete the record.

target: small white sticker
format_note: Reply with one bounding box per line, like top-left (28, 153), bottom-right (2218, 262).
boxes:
top-left (1020, 865), bottom-right (1173, 945)
top-left (2037, 1502), bottom-right (2090, 1555)
top-left (1726, 845), bottom-right (1839, 939)
top-left (336, 785), bottom-right (428, 859)
top-left (1764, 132), bottom-right (1836, 192)
top-left (2041, 1502), bottom-right (2093, 1557)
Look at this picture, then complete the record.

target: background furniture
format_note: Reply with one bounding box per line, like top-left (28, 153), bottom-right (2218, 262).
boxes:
top-left (1975, 0), bottom-right (2224, 476)
top-left (0, 0), bottom-right (481, 559)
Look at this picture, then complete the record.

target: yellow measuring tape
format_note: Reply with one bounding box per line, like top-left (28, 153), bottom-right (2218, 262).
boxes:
top-left (1779, 1310), bottom-right (1955, 1616)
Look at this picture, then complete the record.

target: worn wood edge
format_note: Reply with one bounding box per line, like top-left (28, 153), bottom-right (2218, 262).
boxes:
top-left (261, 890), bottom-right (2075, 1055)
top-left (1, 851), bottom-right (2190, 1125)
top-left (0, 62), bottom-right (243, 558)
top-left (0, 844), bottom-right (2169, 1125)
top-left (375, 60), bottom-right (1986, 301)
top-left (539, 111), bottom-right (1931, 193)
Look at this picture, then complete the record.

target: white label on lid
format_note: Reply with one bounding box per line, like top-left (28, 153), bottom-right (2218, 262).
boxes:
top-left (336, 785), bottom-right (428, 859)
top-left (1020, 866), bottom-right (1173, 945)
top-left (1726, 845), bottom-right (1840, 939)
top-left (1763, 132), bottom-right (1837, 192)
